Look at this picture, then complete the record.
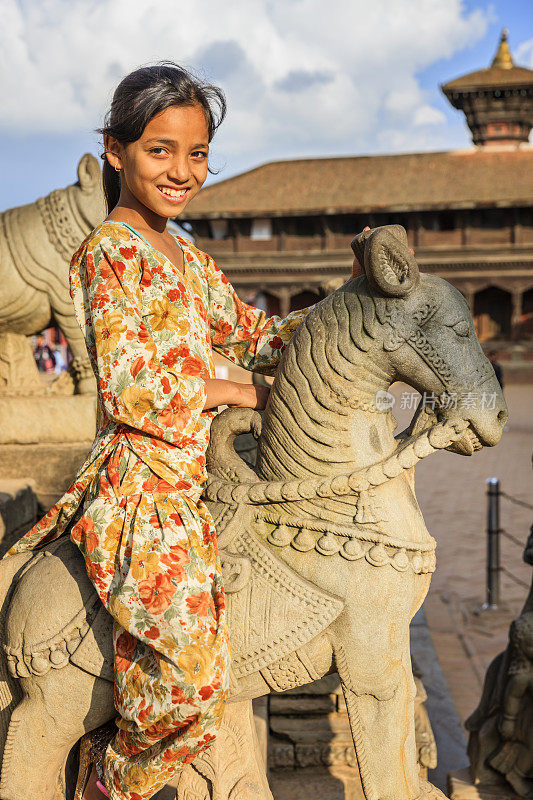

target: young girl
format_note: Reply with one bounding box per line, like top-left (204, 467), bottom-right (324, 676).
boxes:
top-left (6, 64), bottom-right (319, 800)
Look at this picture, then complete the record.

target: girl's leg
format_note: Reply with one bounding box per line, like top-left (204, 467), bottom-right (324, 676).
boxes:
top-left (72, 453), bottom-right (230, 800)
top-left (105, 623), bottom-right (228, 799)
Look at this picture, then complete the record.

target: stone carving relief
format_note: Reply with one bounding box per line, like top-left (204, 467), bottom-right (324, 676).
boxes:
top-left (0, 154), bottom-right (105, 394)
top-left (0, 226), bottom-right (507, 800)
top-left (451, 528), bottom-right (533, 799)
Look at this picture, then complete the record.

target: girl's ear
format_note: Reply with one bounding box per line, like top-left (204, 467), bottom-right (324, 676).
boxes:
top-left (103, 134), bottom-right (122, 170)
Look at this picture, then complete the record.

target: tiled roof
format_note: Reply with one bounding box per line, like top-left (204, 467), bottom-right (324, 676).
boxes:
top-left (183, 148), bottom-right (533, 219)
top-left (442, 65), bottom-right (533, 91)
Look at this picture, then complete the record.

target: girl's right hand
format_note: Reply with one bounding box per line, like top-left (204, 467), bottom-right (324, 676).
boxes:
top-left (203, 378), bottom-right (270, 410)
top-left (231, 383), bottom-right (270, 410)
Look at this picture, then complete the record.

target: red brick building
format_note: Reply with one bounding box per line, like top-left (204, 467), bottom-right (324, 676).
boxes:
top-left (182, 31), bottom-right (533, 379)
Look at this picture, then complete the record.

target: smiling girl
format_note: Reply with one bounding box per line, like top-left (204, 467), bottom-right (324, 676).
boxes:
top-left (6, 63), bottom-right (324, 800)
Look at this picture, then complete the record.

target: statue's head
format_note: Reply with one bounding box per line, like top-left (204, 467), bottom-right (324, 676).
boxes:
top-left (69, 153), bottom-right (106, 230)
top-left (349, 225), bottom-right (507, 452)
top-left (510, 615), bottom-right (533, 663)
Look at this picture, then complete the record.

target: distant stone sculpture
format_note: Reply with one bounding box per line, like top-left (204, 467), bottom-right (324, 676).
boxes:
top-left (0, 226), bottom-right (507, 800)
top-left (0, 332), bottom-right (73, 397)
top-left (0, 154), bottom-right (105, 394)
top-left (450, 529), bottom-right (533, 800)
top-left (0, 333), bottom-right (46, 397)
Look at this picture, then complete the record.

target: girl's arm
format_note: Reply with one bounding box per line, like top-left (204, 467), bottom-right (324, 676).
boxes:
top-left (203, 252), bottom-right (314, 374)
top-left (203, 378), bottom-right (269, 410)
top-left (73, 239), bottom-right (210, 446)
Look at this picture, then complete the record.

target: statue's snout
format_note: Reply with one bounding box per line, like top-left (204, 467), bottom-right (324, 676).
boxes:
top-left (445, 376), bottom-right (507, 453)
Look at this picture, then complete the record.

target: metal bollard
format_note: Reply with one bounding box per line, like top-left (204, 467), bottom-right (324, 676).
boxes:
top-left (484, 477), bottom-right (501, 610)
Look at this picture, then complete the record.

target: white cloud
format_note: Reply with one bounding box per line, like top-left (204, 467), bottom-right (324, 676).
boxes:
top-left (0, 0), bottom-right (492, 169)
top-left (413, 105), bottom-right (447, 126)
top-left (515, 37), bottom-right (533, 67)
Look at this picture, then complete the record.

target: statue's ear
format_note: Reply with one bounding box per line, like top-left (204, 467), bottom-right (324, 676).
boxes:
top-left (350, 227), bottom-right (373, 270)
top-left (77, 153), bottom-right (101, 192)
top-left (364, 226), bottom-right (419, 298)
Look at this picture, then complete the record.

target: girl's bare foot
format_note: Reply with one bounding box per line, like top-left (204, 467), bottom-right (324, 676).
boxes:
top-left (83, 764), bottom-right (108, 800)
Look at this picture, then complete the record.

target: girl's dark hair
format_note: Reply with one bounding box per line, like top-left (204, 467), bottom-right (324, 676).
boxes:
top-left (97, 62), bottom-right (226, 213)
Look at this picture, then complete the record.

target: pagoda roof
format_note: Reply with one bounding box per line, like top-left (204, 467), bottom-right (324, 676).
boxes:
top-left (442, 65), bottom-right (533, 91)
top-left (442, 29), bottom-right (533, 92)
top-left (184, 147), bottom-right (533, 219)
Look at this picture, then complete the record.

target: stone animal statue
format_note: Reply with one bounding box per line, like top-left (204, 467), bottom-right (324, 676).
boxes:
top-left (466, 527), bottom-right (533, 798)
top-left (0, 154), bottom-right (105, 393)
top-left (0, 226), bottom-right (507, 800)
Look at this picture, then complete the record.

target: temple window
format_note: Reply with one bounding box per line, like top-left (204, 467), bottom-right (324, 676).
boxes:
top-left (473, 286), bottom-right (512, 339)
top-left (250, 218), bottom-right (273, 240)
top-left (284, 217), bottom-right (319, 237)
top-left (477, 209), bottom-right (508, 229)
top-left (329, 214), bottom-right (366, 235)
top-left (290, 289), bottom-right (323, 312)
top-left (210, 219), bottom-right (229, 240)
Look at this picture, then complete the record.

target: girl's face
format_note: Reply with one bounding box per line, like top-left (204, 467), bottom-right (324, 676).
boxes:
top-left (106, 103), bottom-right (209, 221)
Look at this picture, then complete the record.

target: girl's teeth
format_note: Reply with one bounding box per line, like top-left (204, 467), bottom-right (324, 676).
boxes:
top-left (159, 187), bottom-right (187, 198)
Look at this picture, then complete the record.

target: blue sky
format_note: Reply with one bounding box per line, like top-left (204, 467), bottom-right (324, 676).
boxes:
top-left (0, 0), bottom-right (531, 213)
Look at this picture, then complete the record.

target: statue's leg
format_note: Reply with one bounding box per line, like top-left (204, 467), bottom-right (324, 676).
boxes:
top-left (176, 699), bottom-right (273, 800)
top-left (0, 668), bottom-right (114, 800)
top-left (52, 308), bottom-right (95, 394)
top-left (330, 571), bottom-right (436, 800)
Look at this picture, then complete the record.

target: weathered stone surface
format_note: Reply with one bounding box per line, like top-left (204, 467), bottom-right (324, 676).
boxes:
top-left (448, 767), bottom-right (521, 800)
top-left (0, 443), bottom-right (93, 508)
top-left (0, 396), bottom-right (96, 445)
top-left (0, 347), bottom-right (95, 505)
top-left (0, 480), bottom-right (38, 555)
top-left (0, 154), bottom-right (104, 394)
top-left (0, 225), bottom-right (507, 800)
top-left (269, 694), bottom-right (336, 716)
top-left (270, 765), bottom-right (365, 800)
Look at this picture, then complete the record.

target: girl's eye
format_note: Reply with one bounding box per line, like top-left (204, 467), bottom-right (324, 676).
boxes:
top-left (191, 150), bottom-right (208, 159)
top-left (149, 147), bottom-right (168, 156)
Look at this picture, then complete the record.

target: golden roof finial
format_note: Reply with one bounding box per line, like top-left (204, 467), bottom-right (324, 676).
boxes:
top-left (491, 28), bottom-right (514, 69)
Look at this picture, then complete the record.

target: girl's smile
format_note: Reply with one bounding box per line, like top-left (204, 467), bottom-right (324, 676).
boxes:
top-left (156, 185), bottom-right (190, 203)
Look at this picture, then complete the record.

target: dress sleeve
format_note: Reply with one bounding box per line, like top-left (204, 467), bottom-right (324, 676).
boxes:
top-left (72, 239), bottom-right (207, 446)
top-left (204, 253), bottom-right (314, 374)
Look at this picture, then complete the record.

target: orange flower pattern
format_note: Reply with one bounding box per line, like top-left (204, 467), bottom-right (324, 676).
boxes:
top-left (6, 221), bottom-right (312, 800)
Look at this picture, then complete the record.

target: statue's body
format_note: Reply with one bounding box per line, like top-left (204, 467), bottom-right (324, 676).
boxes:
top-left (465, 531), bottom-right (533, 798)
top-left (0, 154), bottom-right (104, 393)
top-left (0, 226), bottom-right (506, 800)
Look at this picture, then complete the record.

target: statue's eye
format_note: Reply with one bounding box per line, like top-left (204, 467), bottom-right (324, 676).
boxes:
top-left (451, 320), bottom-right (470, 337)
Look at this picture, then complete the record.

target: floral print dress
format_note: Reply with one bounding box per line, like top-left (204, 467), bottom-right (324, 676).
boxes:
top-left (7, 221), bottom-right (311, 800)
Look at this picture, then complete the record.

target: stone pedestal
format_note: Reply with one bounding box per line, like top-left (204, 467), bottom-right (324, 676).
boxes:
top-left (0, 396), bottom-right (95, 508)
top-left (270, 765), bottom-right (364, 800)
top-left (0, 333), bottom-right (96, 510)
top-left (449, 767), bottom-right (522, 800)
top-left (0, 479), bottom-right (38, 555)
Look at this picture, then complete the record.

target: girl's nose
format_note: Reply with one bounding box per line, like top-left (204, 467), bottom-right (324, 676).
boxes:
top-left (167, 159), bottom-right (191, 183)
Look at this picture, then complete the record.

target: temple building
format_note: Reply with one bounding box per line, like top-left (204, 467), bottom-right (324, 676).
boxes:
top-left (182, 30), bottom-right (533, 379)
